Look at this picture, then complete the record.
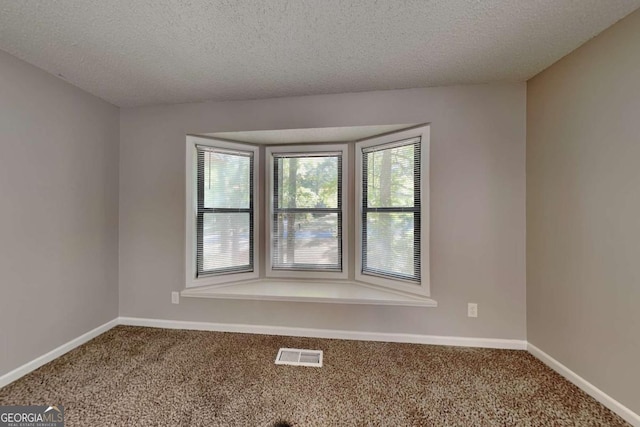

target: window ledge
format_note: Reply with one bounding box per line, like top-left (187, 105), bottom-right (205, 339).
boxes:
top-left (181, 280), bottom-right (437, 307)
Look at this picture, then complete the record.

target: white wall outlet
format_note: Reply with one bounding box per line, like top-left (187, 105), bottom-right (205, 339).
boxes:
top-left (467, 303), bottom-right (478, 318)
top-left (171, 291), bottom-right (180, 304)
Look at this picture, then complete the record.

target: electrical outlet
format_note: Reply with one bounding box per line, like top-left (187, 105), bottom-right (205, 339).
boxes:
top-left (467, 303), bottom-right (478, 318)
top-left (171, 292), bottom-right (180, 304)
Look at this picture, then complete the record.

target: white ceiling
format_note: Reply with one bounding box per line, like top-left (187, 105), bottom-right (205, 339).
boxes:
top-left (204, 124), bottom-right (417, 145)
top-left (1, 1), bottom-right (638, 107)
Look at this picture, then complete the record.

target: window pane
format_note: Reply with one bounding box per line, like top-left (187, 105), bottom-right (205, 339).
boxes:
top-left (276, 156), bottom-right (338, 209)
top-left (202, 213), bottom-right (251, 272)
top-left (365, 212), bottom-right (416, 279)
top-left (203, 151), bottom-right (251, 209)
top-left (366, 144), bottom-right (415, 208)
top-left (272, 212), bottom-right (340, 269)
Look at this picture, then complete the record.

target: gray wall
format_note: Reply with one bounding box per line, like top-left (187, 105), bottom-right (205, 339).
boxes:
top-left (0, 50), bottom-right (119, 376)
top-left (120, 83), bottom-right (527, 339)
top-left (527, 9), bottom-right (640, 415)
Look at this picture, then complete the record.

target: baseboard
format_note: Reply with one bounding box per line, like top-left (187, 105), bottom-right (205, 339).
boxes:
top-left (527, 343), bottom-right (640, 427)
top-left (118, 316), bottom-right (527, 350)
top-left (0, 318), bottom-right (119, 389)
top-left (0, 316), bottom-right (524, 390)
top-left (3, 316), bottom-right (636, 425)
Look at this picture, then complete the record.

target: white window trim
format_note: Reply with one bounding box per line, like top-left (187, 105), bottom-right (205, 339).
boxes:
top-left (181, 278), bottom-right (437, 307)
top-left (185, 135), bottom-right (260, 288)
top-left (184, 126), bottom-right (435, 307)
top-left (355, 125), bottom-right (431, 297)
top-left (265, 144), bottom-right (349, 279)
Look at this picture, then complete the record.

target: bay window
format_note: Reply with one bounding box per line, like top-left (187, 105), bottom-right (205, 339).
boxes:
top-left (185, 124), bottom-right (431, 303)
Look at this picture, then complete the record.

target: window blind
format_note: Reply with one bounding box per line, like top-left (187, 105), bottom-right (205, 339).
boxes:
top-left (272, 153), bottom-right (342, 271)
top-left (362, 137), bottom-right (421, 282)
top-left (196, 145), bottom-right (254, 277)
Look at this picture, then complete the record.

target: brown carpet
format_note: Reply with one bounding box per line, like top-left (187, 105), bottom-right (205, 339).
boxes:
top-left (0, 326), bottom-right (628, 426)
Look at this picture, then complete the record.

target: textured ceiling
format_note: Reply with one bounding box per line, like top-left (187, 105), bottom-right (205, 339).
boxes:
top-left (1, 1), bottom-right (638, 107)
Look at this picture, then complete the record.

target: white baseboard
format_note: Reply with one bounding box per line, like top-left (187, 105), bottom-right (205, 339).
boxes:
top-left (528, 343), bottom-right (639, 427)
top-left (4, 316), bottom-right (636, 426)
top-left (118, 316), bottom-right (527, 350)
top-left (0, 316), bottom-right (524, 390)
top-left (0, 318), bottom-right (119, 389)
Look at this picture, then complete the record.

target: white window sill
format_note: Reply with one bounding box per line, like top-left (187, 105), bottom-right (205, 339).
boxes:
top-left (181, 279), bottom-right (437, 307)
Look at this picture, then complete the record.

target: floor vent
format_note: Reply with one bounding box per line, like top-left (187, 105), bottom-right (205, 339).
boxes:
top-left (275, 348), bottom-right (323, 367)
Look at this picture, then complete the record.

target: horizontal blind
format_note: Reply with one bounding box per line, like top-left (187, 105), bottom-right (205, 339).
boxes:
top-left (362, 138), bottom-right (421, 282)
top-left (272, 153), bottom-right (342, 271)
top-left (196, 145), bottom-right (254, 277)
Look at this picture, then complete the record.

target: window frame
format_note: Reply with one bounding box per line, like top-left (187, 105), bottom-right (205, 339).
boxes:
top-left (185, 126), bottom-right (430, 301)
top-left (185, 135), bottom-right (260, 288)
top-left (355, 125), bottom-right (430, 296)
top-left (265, 144), bottom-right (349, 280)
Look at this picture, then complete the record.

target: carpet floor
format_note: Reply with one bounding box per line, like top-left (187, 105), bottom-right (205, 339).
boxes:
top-left (0, 326), bottom-right (628, 426)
